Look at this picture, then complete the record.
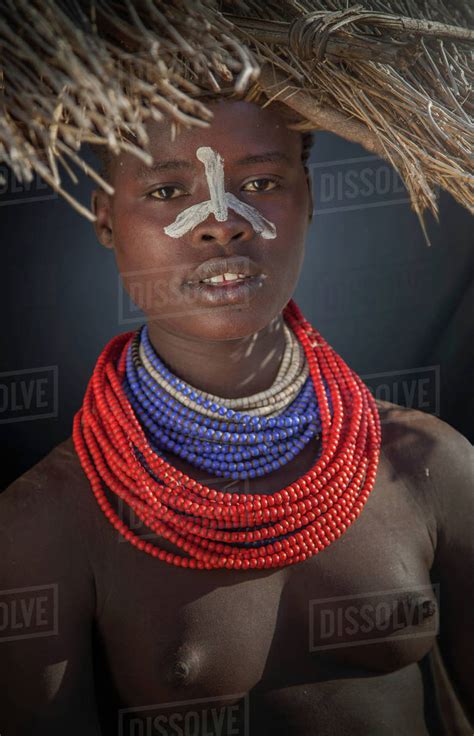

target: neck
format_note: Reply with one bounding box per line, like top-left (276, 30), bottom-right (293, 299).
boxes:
top-left (145, 314), bottom-right (286, 399)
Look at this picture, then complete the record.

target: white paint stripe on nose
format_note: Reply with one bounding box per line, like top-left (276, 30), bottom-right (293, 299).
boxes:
top-left (163, 145), bottom-right (278, 240)
top-left (196, 146), bottom-right (228, 222)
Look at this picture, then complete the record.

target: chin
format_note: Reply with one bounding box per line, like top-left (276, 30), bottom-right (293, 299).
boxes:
top-left (147, 299), bottom-right (282, 341)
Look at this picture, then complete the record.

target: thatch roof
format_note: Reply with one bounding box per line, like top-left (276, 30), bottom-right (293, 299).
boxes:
top-left (0, 1), bottom-right (473, 242)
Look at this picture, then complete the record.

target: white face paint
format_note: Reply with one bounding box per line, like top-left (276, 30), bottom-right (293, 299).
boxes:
top-left (163, 146), bottom-right (277, 239)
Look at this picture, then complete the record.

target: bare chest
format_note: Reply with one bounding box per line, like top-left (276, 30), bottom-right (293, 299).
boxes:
top-left (92, 452), bottom-right (438, 712)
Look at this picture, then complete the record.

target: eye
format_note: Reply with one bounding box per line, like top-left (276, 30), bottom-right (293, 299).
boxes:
top-left (149, 185), bottom-right (187, 200)
top-left (242, 178), bottom-right (279, 193)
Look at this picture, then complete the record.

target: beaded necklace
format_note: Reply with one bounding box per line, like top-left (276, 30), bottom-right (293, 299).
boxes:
top-left (123, 322), bottom-right (327, 482)
top-left (73, 299), bottom-right (381, 570)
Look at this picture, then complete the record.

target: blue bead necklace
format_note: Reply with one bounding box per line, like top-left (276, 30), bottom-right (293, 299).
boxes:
top-left (123, 324), bottom-right (330, 481)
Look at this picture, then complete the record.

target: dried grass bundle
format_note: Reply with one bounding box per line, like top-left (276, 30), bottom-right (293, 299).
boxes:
top-left (0, 0), bottom-right (472, 240)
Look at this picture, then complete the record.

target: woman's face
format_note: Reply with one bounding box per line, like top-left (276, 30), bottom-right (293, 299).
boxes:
top-left (93, 100), bottom-right (312, 341)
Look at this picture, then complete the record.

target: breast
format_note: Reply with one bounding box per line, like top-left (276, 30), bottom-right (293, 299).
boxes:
top-left (272, 476), bottom-right (438, 681)
top-left (93, 451), bottom-right (437, 707)
top-left (94, 560), bottom-right (289, 707)
top-left (294, 576), bottom-right (438, 677)
top-left (96, 552), bottom-right (437, 715)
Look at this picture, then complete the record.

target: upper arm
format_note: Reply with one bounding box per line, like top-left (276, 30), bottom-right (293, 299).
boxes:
top-left (0, 457), bottom-right (102, 734)
top-left (427, 419), bottom-right (474, 724)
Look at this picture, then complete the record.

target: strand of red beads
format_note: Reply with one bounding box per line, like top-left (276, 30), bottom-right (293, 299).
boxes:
top-left (72, 299), bottom-right (381, 570)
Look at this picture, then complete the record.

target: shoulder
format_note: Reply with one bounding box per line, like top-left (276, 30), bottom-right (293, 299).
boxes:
top-left (0, 437), bottom-right (104, 599)
top-left (376, 400), bottom-right (473, 537)
top-left (0, 440), bottom-right (105, 729)
top-left (376, 399), bottom-right (472, 474)
top-left (1, 435), bottom-right (99, 532)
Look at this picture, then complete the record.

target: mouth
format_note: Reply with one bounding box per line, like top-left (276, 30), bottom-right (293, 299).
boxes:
top-left (183, 273), bottom-right (267, 305)
top-left (194, 272), bottom-right (254, 287)
top-left (184, 256), bottom-right (264, 287)
top-left (182, 255), bottom-right (268, 305)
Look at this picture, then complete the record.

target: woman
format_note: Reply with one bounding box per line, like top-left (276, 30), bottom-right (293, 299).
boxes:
top-left (0, 95), bottom-right (472, 736)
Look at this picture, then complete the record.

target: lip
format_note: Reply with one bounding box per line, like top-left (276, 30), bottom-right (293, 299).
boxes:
top-left (185, 256), bottom-right (263, 285)
top-left (183, 274), bottom-right (267, 305)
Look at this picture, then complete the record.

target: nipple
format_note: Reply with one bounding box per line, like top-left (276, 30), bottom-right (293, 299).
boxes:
top-left (164, 644), bottom-right (201, 689)
top-left (173, 660), bottom-right (191, 683)
top-left (384, 592), bottom-right (437, 631)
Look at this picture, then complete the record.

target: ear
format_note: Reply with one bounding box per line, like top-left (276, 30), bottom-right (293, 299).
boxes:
top-left (91, 188), bottom-right (114, 249)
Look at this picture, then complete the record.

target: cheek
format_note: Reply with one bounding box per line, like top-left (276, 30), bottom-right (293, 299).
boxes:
top-left (111, 202), bottom-right (188, 315)
top-left (270, 177), bottom-right (309, 227)
top-left (270, 183), bottom-right (309, 246)
top-left (111, 200), bottom-right (172, 266)
top-left (267, 185), bottom-right (309, 284)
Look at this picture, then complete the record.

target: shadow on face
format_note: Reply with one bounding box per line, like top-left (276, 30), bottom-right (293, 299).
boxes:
top-left (92, 99), bottom-right (313, 342)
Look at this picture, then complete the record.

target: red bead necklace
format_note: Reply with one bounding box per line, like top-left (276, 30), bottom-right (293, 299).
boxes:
top-left (72, 299), bottom-right (381, 570)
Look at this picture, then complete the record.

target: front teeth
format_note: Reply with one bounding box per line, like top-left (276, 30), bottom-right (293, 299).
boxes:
top-left (201, 273), bottom-right (249, 284)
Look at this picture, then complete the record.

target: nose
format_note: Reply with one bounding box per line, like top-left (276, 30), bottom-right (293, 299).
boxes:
top-left (190, 212), bottom-right (254, 247)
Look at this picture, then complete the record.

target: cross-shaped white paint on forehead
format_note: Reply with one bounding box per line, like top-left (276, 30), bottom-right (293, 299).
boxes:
top-left (163, 146), bottom-right (277, 239)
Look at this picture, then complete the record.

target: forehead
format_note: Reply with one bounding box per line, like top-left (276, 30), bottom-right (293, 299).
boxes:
top-left (117, 100), bottom-right (302, 179)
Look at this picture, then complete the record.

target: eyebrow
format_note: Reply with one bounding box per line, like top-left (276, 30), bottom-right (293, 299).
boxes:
top-left (133, 150), bottom-right (292, 180)
top-left (133, 159), bottom-right (194, 180)
top-left (235, 151), bottom-right (292, 166)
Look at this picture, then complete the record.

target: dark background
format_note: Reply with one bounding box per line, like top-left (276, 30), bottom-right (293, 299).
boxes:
top-left (0, 132), bottom-right (472, 491)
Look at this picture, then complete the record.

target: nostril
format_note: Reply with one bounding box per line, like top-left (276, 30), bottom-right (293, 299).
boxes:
top-left (201, 234), bottom-right (214, 241)
top-left (232, 231), bottom-right (244, 240)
